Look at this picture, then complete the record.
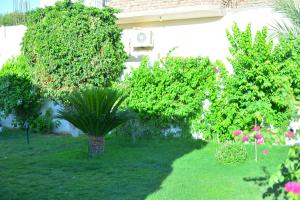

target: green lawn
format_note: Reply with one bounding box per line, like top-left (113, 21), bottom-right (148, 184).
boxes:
top-left (0, 130), bottom-right (288, 200)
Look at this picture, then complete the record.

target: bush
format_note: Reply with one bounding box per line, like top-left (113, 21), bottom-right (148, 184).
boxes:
top-left (201, 24), bottom-right (297, 142)
top-left (22, 0), bottom-right (127, 101)
top-left (0, 56), bottom-right (43, 126)
top-left (0, 12), bottom-right (26, 26)
top-left (215, 142), bottom-right (248, 164)
top-left (125, 55), bottom-right (223, 123)
top-left (31, 109), bottom-right (60, 134)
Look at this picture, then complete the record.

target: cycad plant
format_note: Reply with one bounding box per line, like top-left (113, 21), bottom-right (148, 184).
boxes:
top-left (58, 88), bottom-right (128, 156)
top-left (273, 0), bottom-right (300, 38)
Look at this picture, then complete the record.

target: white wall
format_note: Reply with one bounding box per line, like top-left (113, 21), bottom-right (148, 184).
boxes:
top-left (0, 25), bottom-right (26, 68)
top-left (0, 7), bottom-right (287, 135)
top-left (40, 101), bottom-right (82, 137)
top-left (121, 7), bottom-right (283, 73)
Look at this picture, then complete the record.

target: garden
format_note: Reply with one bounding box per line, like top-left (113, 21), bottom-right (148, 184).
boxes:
top-left (0, 0), bottom-right (299, 199)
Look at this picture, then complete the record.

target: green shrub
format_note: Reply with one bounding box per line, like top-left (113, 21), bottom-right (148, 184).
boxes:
top-left (114, 117), bottom-right (165, 138)
top-left (201, 24), bottom-right (297, 142)
top-left (0, 12), bottom-right (26, 26)
top-left (31, 109), bottom-right (60, 134)
top-left (0, 56), bottom-right (43, 125)
top-left (22, 0), bottom-right (127, 101)
top-left (113, 115), bottom-right (190, 140)
top-left (125, 55), bottom-right (223, 123)
top-left (215, 142), bottom-right (248, 164)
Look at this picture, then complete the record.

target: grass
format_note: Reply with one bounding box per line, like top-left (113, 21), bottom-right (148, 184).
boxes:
top-left (0, 129), bottom-right (289, 200)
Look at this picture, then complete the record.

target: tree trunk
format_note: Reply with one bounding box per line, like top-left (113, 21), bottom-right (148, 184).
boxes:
top-left (88, 136), bottom-right (105, 156)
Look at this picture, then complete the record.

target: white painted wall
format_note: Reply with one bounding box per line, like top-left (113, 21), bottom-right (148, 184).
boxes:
top-left (121, 7), bottom-right (283, 73)
top-left (40, 101), bottom-right (82, 137)
top-left (0, 7), bottom-right (289, 136)
top-left (0, 25), bottom-right (26, 68)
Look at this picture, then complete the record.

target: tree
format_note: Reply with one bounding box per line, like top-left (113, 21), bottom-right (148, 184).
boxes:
top-left (58, 88), bottom-right (128, 156)
top-left (0, 56), bottom-right (43, 126)
top-left (22, 0), bottom-right (127, 101)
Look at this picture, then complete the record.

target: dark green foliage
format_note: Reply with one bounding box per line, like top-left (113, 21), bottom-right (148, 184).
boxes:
top-left (114, 116), bottom-right (166, 139)
top-left (22, 0), bottom-right (127, 101)
top-left (0, 56), bottom-right (43, 125)
top-left (0, 12), bottom-right (26, 26)
top-left (201, 24), bottom-right (297, 142)
top-left (58, 88), bottom-right (128, 136)
top-left (31, 109), bottom-right (60, 134)
top-left (125, 56), bottom-right (220, 121)
top-left (215, 142), bottom-right (248, 164)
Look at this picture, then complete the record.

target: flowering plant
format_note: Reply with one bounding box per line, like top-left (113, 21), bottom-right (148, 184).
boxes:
top-left (286, 131), bottom-right (296, 138)
top-left (285, 182), bottom-right (300, 199)
top-left (268, 146), bottom-right (300, 199)
top-left (233, 125), bottom-right (269, 162)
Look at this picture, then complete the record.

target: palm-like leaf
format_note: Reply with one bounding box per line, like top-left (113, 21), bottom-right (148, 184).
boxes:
top-left (58, 88), bottom-right (128, 137)
top-left (272, 0), bottom-right (300, 38)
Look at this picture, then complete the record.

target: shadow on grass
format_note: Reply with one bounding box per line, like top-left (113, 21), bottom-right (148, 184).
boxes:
top-left (0, 130), bottom-right (207, 200)
top-left (243, 166), bottom-right (286, 200)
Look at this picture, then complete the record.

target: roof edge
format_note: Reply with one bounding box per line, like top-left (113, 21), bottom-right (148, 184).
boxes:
top-left (117, 5), bottom-right (226, 24)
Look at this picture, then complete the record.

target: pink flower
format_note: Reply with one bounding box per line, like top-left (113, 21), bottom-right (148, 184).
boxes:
top-left (234, 130), bottom-right (242, 136)
top-left (286, 131), bottom-right (296, 138)
top-left (285, 182), bottom-right (300, 195)
top-left (256, 138), bottom-right (264, 145)
top-left (253, 126), bottom-right (261, 131)
top-left (263, 149), bottom-right (269, 155)
top-left (255, 133), bottom-right (263, 139)
top-left (242, 135), bottom-right (249, 143)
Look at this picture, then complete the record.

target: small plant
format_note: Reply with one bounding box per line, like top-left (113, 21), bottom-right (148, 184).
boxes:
top-left (233, 125), bottom-right (271, 162)
top-left (31, 109), bottom-right (60, 134)
top-left (58, 88), bottom-right (129, 156)
top-left (215, 142), bottom-right (248, 164)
